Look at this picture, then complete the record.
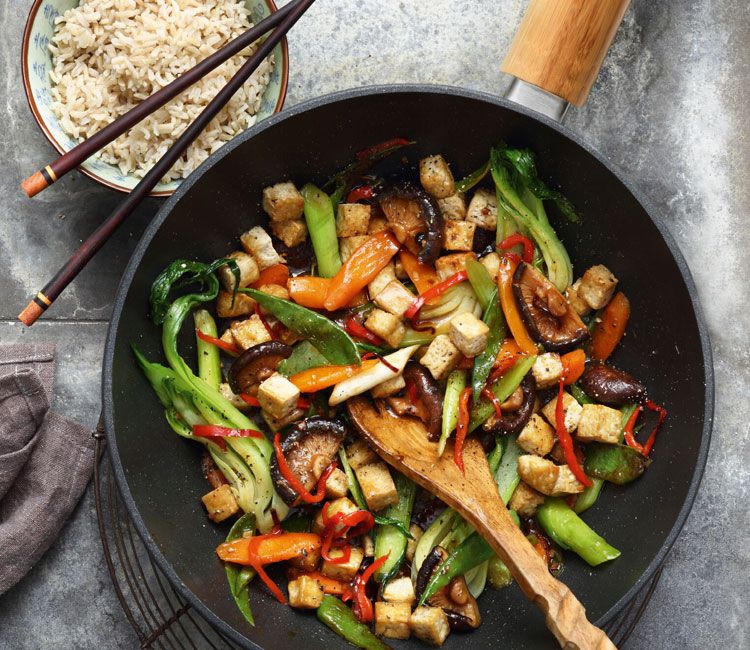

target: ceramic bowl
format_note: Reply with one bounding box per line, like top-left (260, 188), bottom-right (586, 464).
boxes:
top-left (21, 0), bottom-right (288, 196)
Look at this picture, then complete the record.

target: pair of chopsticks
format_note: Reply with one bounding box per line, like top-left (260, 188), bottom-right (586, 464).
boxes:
top-left (19, 0), bottom-right (316, 326)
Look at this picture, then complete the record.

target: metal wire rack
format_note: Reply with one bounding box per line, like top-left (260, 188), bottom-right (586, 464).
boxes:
top-left (94, 434), bottom-right (662, 649)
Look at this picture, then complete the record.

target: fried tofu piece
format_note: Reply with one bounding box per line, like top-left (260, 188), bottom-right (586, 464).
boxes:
top-left (375, 602), bottom-right (412, 640)
top-left (339, 235), bottom-right (370, 262)
top-left (565, 279), bottom-right (591, 316)
top-left (443, 220), bottom-right (476, 252)
top-left (346, 439), bottom-right (379, 470)
top-left (257, 372), bottom-right (300, 420)
top-left (466, 188), bottom-right (498, 230)
top-left (355, 462), bottom-right (398, 512)
top-left (313, 497), bottom-right (359, 534)
top-left (240, 226), bottom-right (283, 270)
top-left (289, 545), bottom-right (322, 572)
top-left (438, 193), bottom-right (466, 221)
top-left (370, 373), bottom-right (406, 398)
top-left (516, 413), bottom-right (556, 456)
top-left (324, 467), bottom-right (350, 499)
top-left (218, 251), bottom-right (259, 291)
top-left (406, 524), bottom-right (423, 562)
top-left (435, 252), bottom-right (476, 280)
top-left (420, 334), bottom-right (462, 380)
top-left (201, 484), bottom-right (239, 523)
top-left (480, 252), bottom-right (501, 284)
top-left (449, 311), bottom-right (489, 357)
top-left (532, 352), bottom-right (564, 389)
top-left (410, 606), bottom-right (450, 646)
top-left (337, 203), bottom-right (372, 237)
top-left (575, 404), bottom-right (623, 444)
top-left (373, 280), bottom-right (416, 318)
top-left (419, 155), bottom-right (456, 199)
top-left (262, 181), bottom-right (305, 222)
top-left (230, 314), bottom-right (272, 350)
top-left (508, 481), bottom-right (546, 517)
top-left (322, 546), bottom-right (364, 582)
top-left (382, 576), bottom-right (416, 604)
top-left (216, 291), bottom-right (255, 318)
top-left (368, 262), bottom-right (396, 297)
top-left (365, 308), bottom-right (406, 348)
top-left (271, 219), bottom-right (308, 248)
top-left (368, 216), bottom-right (389, 234)
top-left (288, 576), bottom-right (324, 609)
top-left (578, 265), bottom-right (618, 310)
top-left (517, 455), bottom-right (585, 496)
top-left (541, 391), bottom-right (583, 433)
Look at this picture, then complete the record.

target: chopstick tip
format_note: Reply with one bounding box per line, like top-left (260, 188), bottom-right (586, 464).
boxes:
top-left (21, 170), bottom-right (50, 198)
top-left (18, 299), bottom-right (46, 327)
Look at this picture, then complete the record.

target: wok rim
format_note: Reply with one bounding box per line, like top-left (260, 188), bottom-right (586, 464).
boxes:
top-left (102, 83), bottom-right (714, 649)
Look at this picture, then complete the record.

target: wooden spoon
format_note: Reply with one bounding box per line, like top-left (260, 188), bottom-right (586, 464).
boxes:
top-left (347, 396), bottom-right (617, 650)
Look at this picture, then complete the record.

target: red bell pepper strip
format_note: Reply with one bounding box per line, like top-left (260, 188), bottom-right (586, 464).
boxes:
top-left (195, 330), bottom-right (240, 356)
top-left (453, 387), bottom-right (472, 473)
top-left (273, 433), bottom-right (334, 504)
top-left (346, 185), bottom-right (374, 203)
top-left (643, 400), bottom-right (667, 455)
top-left (623, 401), bottom-right (666, 457)
top-left (356, 138), bottom-right (411, 161)
top-left (351, 553), bottom-right (390, 623)
top-left (498, 233), bottom-right (535, 264)
top-left (481, 386), bottom-right (504, 419)
top-left (345, 318), bottom-right (385, 346)
top-left (554, 380), bottom-right (593, 487)
top-left (623, 405), bottom-right (644, 453)
top-left (340, 510), bottom-right (375, 538)
top-left (192, 425), bottom-right (263, 451)
top-left (404, 270), bottom-right (468, 322)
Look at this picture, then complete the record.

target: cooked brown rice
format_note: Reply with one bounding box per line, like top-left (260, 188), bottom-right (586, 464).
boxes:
top-left (48, 0), bottom-right (274, 182)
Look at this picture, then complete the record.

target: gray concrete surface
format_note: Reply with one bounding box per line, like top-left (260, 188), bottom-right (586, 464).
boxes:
top-left (1, 0), bottom-right (748, 647)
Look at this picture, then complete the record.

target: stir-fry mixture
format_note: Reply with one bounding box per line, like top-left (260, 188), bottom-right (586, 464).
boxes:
top-left (135, 140), bottom-right (667, 648)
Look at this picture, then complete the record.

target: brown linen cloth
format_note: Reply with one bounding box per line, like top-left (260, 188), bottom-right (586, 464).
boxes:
top-left (0, 343), bottom-right (95, 595)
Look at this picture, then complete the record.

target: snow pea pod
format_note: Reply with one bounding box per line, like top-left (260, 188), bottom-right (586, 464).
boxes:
top-left (277, 341), bottom-right (329, 377)
top-left (471, 288), bottom-right (506, 403)
top-left (224, 513), bottom-right (256, 626)
top-left (317, 595), bottom-right (391, 650)
top-left (242, 289), bottom-right (360, 365)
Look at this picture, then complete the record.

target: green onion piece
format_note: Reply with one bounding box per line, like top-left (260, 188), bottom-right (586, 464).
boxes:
top-left (455, 160), bottom-right (490, 193)
top-left (438, 369), bottom-right (467, 456)
top-left (573, 478), bottom-right (605, 514)
top-left (465, 260), bottom-right (496, 310)
top-left (301, 184), bottom-right (342, 278)
top-left (471, 289), bottom-right (506, 402)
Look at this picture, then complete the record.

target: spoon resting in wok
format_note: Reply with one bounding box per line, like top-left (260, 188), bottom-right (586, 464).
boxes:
top-left (346, 396), bottom-right (617, 650)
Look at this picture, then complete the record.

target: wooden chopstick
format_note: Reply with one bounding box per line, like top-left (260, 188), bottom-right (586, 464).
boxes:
top-left (18, 0), bottom-right (317, 327)
top-left (20, 0), bottom-right (302, 198)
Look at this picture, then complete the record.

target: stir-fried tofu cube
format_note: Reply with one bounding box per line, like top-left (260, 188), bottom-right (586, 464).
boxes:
top-left (218, 251), bottom-right (259, 291)
top-left (438, 193), bottom-right (466, 221)
top-left (420, 334), bottom-right (462, 380)
top-left (288, 576), bottom-right (324, 609)
top-left (241, 226), bottom-right (283, 270)
top-left (368, 216), bottom-right (389, 234)
top-left (322, 546), bottom-right (364, 582)
top-left (419, 155), bottom-right (455, 199)
top-left (346, 440), bottom-right (379, 470)
top-left (324, 467), bottom-right (350, 499)
top-left (313, 497), bottom-right (359, 533)
top-left (271, 219), bottom-right (308, 248)
top-left (532, 353), bottom-right (564, 389)
top-left (435, 252), bottom-right (476, 280)
top-left (368, 263), bottom-right (396, 297)
top-left (565, 279), bottom-right (591, 316)
top-left (382, 577), bottom-right (416, 604)
top-left (257, 372), bottom-right (300, 420)
top-left (363, 533), bottom-right (375, 557)
top-left (216, 291), bottom-right (255, 318)
top-left (289, 546), bottom-right (321, 572)
top-left (449, 312), bottom-right (489, 357)
top-left (262, 181), bottom-right (305, 222)
top-left (201, 484), bottom-right (239, 523)
top-left (375, 602), bottom-right (412, 640)
top-left (230, 315), bottom-right (272, 350)
top-left (508, 481), bottom-right (546, 517)
top-left (371, 374), bottom-right (406, 398)
top-left (575, 404), bottom-right (623, 444)
top-left (406, 524), bottom-right (423, 562)
top-left (257, 283), bottom-right (289, 301)
top-left (373, 280), bottom-right (416, 317)
top-left (337, 203), bottom-right (372, 237)
top-left (443, 220), bottom-right (476, 252)
top-left (466, 188), bottom-right (498, 230)
top-left (365, 309), bottom-right (406, 348)
top-left (355, 462), bottom-right (398, 511)
top-left (517, 455), bottom-right (585, 496)
top-left (541, 391), bottom-right (583, 433)
top-left (480, 252), bottom-right (501, 284)
top-left (578, 265), bottom-right (618, 310)
top-left (517, 413), bottom-right (556, 456)
top-left (219, 383), bottom-right (251, 411)
top-left (410, 606), bottom-right (450, 646)
top-left (339, 235), bottom-right (370, 262)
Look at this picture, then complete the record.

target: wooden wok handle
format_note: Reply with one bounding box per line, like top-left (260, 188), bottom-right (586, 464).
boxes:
top-left (502, 0), bottom-right (631, 106)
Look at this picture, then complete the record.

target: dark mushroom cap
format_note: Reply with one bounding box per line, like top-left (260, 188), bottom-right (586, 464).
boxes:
top-left (512, 263), bottom-right (589, 352)
top-left (379, 182), bottom-right (444, 265)
top-left (483, 374), bottom-right (536, 436)
top-left (579, 361), bottom-right (647, 406)
top-left (270, 417), bottom-right (345, 506)
top-left (402, 362), bottom-right (443, 441)
top-left (228, 341), bottom-right (292, 395)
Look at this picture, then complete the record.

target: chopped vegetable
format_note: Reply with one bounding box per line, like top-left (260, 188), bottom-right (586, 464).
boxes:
top-left (301, 184), bottom-right (342, 278)
top-left (193, 425), bottom-right (263, 450)
top-left (277, 341), bottom-right (330, 377)
top-left (465, 260), bottom-right (496, 310)
top-left (404, 270), bottom-right (469, 323)
top-left (573, 478), bottom-right (605, 514)
top-left (561, 349), bottom-right (586, 385)
top-left (453, 387), bottom-right (473, 473)
top-left (570, 382), bottom-right (595, 405)
top-left (399, 249), bottom-right (440, 296)
top-left (455, 160), bottom-right (490, 193)
top-left (471, 288), bottom-right (506, 402)
top-left (251, 263), bottom-right (289, 289)
top-left (194, 310), bottom-right (223, 387)
top-left (224, 513), bottom-right (256, 626)
top-left (273, 432), bottom-right (336, 503)
top-left (553, 379), bottom-right (593, 488)
top-left (373, 473), bottom-right (417, 584)
top-left (217, 532), bottom-right (321, 566)
top-left (497, 255), bottom-right (538, 355)
top-left (438, 369), bottom-right (467, 456)
top-left (288, 276), bottom-right (333, 309)
top-left (351, 553), bottom-right (390, 622)
top-left (494, 436), bottom-right (523, 504)
top-left (196, 329), bottom-right (240, 357)
top-left (290, 360), bottom-right (379, 393)
top-left (585, 443), bottom-right (651, 484)
top-left (498, 233), bottom-right (535, 264)
top-left (345, 318), bottom-right (385, 347)
top-left (591, 292), bottom-right (631, 360)
top-left (317, 595), bottom-right (391, 650)
top-left (469, 355), bottom-right (536, 432)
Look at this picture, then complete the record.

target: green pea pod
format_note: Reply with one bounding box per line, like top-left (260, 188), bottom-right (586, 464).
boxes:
top-left (317, 595), bottom-right (391, 650)
top-left (469, 355), bottom-right (536, 432)
top-left (570, 383), bottom-right (594, 405)
top-left (438, 369), bottom-right (467, 456)
top-left (277, 341), bottom-right (329, 377)
top-left (584, 443), bottom-right (651, 485)
top-left (471, 289), bottom-right (506, 403)
top-left (301, 184), bottom-right (342, 278)
top-left (537, 498), bottom-right (620, 566)
top-left (374, 473), bottom-right (417, 584)
top-left (465, 260), bottom-right (496, 311)
top-left (241, 289), bottom-right (360, 365)
top-left (225, 513), bottom-right (256, 626)
top-left (573, 478), bottom-right (605, 514)
top-left (455, 160), bottom-right (490, 193)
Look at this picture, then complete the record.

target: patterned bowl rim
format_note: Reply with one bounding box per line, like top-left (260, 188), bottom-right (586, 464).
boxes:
top-left (21, 0), bottom-right (289, 198)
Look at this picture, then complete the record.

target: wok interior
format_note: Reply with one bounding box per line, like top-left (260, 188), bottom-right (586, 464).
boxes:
top-left (108, 91), bottom-right (707, 649)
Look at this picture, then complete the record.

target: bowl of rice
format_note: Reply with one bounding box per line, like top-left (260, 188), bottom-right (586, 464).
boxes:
top-left (22, 0), bottom-right (288, 196)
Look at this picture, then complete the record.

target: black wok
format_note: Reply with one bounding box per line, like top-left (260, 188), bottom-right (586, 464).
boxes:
top-left (103, 85), bottom-right (713, 649)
